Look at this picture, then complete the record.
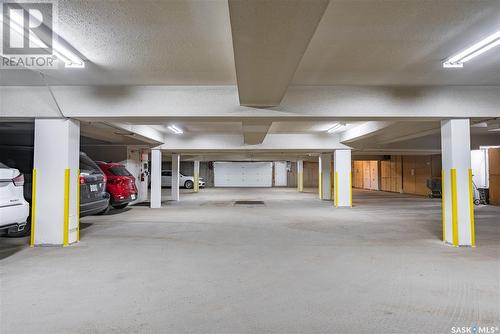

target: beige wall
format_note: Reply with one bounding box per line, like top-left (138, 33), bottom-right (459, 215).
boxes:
top-left (354, 155), bottom-right (441, 196)
top-left (489, 148), bottom-right (500, 205)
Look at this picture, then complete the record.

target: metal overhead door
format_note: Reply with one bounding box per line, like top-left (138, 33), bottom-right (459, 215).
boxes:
top-left (214, 162), bottom-right (273, 187)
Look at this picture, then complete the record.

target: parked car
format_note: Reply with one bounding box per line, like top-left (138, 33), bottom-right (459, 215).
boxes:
top-left (97, 162), bottom-right (138, 209)
top-left (0, 150), bottom-right (110, 237)
top-left (0, 163), bottom-right (29, 234)
top-left (80, 153), bottom-right (110, 216)
top-left (161, 170), bottom-right (205, 189)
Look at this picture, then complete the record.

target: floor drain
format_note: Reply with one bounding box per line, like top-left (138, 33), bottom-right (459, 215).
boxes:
top-left (234, 200), bottom-right (265, 205)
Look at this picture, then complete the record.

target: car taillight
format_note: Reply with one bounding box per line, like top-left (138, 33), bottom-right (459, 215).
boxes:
top-left (12, 173), bottom-right (24, 186)
top-left (80, 176), bottom-right (86, 184)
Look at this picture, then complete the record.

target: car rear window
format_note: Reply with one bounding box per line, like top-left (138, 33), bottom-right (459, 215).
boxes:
top-left (0, 162), bottom-right (8, 168)
top-left (80, 154), bottom-right (102, 173)
top-left (109, 166), bottom-right (131, 176)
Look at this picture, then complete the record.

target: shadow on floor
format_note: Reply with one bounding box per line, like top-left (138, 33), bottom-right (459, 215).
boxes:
top-left (0, 236), bottom-right (29, 260)
top-left (103, 207), bottom-right (132, 216)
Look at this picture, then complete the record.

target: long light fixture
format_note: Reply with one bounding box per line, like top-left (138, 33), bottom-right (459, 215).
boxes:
top-left (327, 123), bottom-right (347, 134)
top-left (7, 9), bottom-right (85, 68)
top-left (443, 30), bottom-right (500, 68)
top-left (167, 125), bottom-right (183, 134)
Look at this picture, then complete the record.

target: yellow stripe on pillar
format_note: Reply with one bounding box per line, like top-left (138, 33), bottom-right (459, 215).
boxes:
top-left (468, 169), bottom-right (476, 247)
top-left (441, 169), bottom-right (445, 242)
top-left (335, 171), bottom-right (339, 208)
top-left (349, 171), bottom-right (352, 207)
top-left (330, 171), bottom-right (334, 201)
top-left (194, 172), bottom-right (199, 192)
top-left (450, 168), bottom-right (458, 247)
top-left (63, 168), bottom-right (70, 247)
top-left (297, 171), bottom-right (300, 191)
top-left (76, 168), bottom-right (80, 242)
top-left (30, 169), bottom-right (37, 247)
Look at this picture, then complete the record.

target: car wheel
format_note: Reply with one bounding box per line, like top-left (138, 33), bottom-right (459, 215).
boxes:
top-left (184, 180), bottom-right (194, 189)
top-left (112, 204), bottom-right (128, 210)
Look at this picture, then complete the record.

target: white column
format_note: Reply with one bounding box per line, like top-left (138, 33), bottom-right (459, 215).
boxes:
top-left (319, 153), bottom-right (332, 200)
top-left (150, 148), bottom-right (162, 208)
top-left (334, 150), bottom-right (352, 207)
top-left (193, 161), bottom-right (200, 192)
top-left (297, 160), bottom-right (304, 192)
top-left (171, 153), bottom-right (180, 201)
top-left (32, 119), bottom-right (80, 246)
top-left (441, 119), bottom-right (475, 247)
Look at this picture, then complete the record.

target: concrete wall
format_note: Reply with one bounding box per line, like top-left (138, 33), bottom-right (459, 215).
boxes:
top-left (81, 146), bottom-right (128, 163)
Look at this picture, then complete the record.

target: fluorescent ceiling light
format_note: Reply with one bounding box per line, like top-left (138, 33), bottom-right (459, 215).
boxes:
top-left (443, 30), bottom-right (500, 68)
top-left (168, 125), bottom-right (183, 134)
top-left (471, 122), bottom-right (488, 128)
top-left (487, 124), bottom-right (500, 132)
top-left (6, 9), bottom-right (85, 68)
top-left (327, 123), bottom-right (347, 134)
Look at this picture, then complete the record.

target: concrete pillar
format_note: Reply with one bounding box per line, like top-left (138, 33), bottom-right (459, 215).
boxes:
top-left (171, 153), bottom-right (180, 201)
top-left (334, 150), bottom-right (352, 207)
top-left (297, 160), bottom-right (304, 192)
top-left (150, 148), bottom-right (162, 208)
top-left (319, 153), bottom-right (332, 200)
top-left (441, 119), bottom-right (475, 247)
top-left (193, 161), bottom-right (200, 192)
top-left (32, 119), bottom-right (80, 246)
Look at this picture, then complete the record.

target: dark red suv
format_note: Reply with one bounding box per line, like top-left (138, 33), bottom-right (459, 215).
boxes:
top-left (97, 162), bottom-right (138, 209)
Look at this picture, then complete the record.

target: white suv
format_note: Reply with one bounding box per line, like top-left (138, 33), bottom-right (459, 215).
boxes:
top-left (0, 163), bottom-right (29, 234)
top-left (161, 170), bottom-right (205, 189)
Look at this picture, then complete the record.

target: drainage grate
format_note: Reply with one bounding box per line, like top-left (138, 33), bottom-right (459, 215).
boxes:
top-left (234, 200), bottom-right (265, 205)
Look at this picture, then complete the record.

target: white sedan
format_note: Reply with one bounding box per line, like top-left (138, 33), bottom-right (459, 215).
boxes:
top-left (161, 170), bottom-right (205, 189)
top-left (0, 163), bottom-right (29, 234)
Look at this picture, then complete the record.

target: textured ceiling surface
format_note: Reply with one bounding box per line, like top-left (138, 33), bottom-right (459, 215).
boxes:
top-left (2, 0), bottom-right (500, 86)
top-left (293, 0), bottom-right (500, 85)
top-left (1, 0), bottom-right (236, 85)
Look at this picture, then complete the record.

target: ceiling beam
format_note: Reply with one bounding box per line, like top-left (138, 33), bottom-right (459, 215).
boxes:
top-left (242, 120), bottom-right (272, 145)
top-left (228, 0), bottom-right (329, 107)
top-left (160, 133), bottom-right (350, 152)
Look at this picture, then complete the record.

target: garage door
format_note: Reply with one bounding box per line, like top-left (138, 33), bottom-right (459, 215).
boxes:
top-left (214, 162), bottom-right (273, 187)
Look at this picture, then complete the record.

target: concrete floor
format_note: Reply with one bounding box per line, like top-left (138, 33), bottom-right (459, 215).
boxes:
top-left (1, 188), bottom-right (499, 334)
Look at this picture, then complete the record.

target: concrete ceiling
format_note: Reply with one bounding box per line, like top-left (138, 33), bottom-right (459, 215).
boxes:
top-left (1, 0), bottom-right (499, 86)
top-left (1, 1), bottom-right (499, 157)
top-left (228, 0), bottom-right (329, 106)
top-left (294, 0), bottom-right (500, 85)
top-left (1, 0), bottom-right (236, 85)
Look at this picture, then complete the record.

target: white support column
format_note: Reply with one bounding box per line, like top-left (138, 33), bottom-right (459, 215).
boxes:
top-left (441, 119), bottom-right (475, 247)
top-left (297, 160), bottom-right (304, 192)
top-left (171, 153), bottom-right (180, 201)
top-left (150, 148), bottom-right (162, 208)
top-left (319, 153), bottom-right (332, 200)
top-left (334, 150), bottom-right (352, 207)
top-left (32, 119), bottom-right (80, 246)
top-left (193, 161), bottom-right (200, 193)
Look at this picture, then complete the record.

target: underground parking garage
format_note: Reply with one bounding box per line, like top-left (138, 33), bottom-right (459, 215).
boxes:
top-left (1, 1), bottom-right (500, 333)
